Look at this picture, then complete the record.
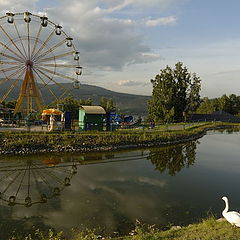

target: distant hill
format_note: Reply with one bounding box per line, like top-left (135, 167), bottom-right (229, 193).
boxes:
top-left (0, 80), bottom-right (150, 115)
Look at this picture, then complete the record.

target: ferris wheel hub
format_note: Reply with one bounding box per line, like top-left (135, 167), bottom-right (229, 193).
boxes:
top-left (25, 60), bottom-right (33, 67)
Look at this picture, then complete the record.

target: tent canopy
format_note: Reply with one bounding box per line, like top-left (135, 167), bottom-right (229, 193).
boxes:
top-left (42, 109), bottom-right (63, 115)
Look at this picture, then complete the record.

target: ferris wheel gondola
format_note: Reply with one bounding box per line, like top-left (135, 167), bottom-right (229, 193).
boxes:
top-left (0, 11), bottom-right (82, 115)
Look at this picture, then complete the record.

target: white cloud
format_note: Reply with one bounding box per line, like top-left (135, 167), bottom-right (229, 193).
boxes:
top-left (0, 0), bottom-right (38, 14)
top-left (45, 0), bottom-right (160, 70)
top-left (128, 52), bottom-right (161, 65)
top-left (145, 16), bottom-right (177, 27)
top-left (93, 0), bottom-right (175, 14)
top-left (0, 0), bottom-right (178, 72)
top-left (117, 80), bottom-right (143, 86)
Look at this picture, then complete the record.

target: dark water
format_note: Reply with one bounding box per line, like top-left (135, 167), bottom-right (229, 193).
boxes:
top-left (0, 130), bottom-right (240, 239)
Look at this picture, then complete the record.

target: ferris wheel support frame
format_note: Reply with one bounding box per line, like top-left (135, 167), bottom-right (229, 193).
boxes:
top-left (14, 63), bottom-right (43, 115)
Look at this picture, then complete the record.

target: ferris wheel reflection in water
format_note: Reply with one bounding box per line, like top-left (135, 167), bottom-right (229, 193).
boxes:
top-left (0, 157), bottom-right (78, 207)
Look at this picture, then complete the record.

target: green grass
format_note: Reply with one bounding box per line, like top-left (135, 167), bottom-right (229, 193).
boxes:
top-left (0, 122), bottom-right (240, 154)
top-left (9, 218), bottom-right (240, 240)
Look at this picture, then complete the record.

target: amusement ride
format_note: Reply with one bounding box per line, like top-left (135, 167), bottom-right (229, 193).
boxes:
top-left (0, 11), bottom-right (82, 115)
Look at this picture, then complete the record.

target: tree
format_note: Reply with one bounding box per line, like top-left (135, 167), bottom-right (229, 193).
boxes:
top-left (227, 94), bottom-right (240, 115)
top-left (52, 96), bottom-right (93, 119)
top-left (196, 97), bottom-right (217, 114)
top-left (148, 62), bottom-right (201, 123)
top-left (100, 97), bottom-right (116, 112)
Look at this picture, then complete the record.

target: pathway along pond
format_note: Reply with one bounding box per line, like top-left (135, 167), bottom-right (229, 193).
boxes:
top-left (0, 130), bottom-right (240, 239)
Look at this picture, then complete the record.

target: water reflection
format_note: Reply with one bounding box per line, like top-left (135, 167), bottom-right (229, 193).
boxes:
top-left (0, 142), bottom-right (197, 208)
top-left (0, 142), bottom-right (200, 238)
top-left (0, 158), bottom-right (77, 207)
top-left (147, 141), bottom-right (198, 175)
top-left (0, 152), bottom-right (150, 208)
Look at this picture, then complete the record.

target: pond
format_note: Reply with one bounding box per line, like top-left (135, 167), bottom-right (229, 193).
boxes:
top-left (0, 130), bottom-right (240, 239)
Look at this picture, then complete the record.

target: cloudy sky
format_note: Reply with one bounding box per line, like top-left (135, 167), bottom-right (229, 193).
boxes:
top-left (1, 0), bottom-right (240, 97)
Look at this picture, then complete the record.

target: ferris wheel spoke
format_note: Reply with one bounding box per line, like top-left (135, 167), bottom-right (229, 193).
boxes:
top-left (27, 21), bottom-right (31, 60)
top-left (37, 63), bottom-right (79, 68)
top-left (0, 68), bottom-right (25, 103)
top-left (0, 25), bottom-right (26, 60)
top-left (32, 29), bottom-right (55, 60)
top-left (34, 67), bottom-right (71, 90)
top-left (15, 167), bottom-right (27, 198)
top-left (33, 167), bottom-right (55, 192)
top-left (36, 66), bottom-right (77, 82)
top-left (2, 170), bottom-right (22, 194)
top-left (33, 68), bottom-right (59, 100)
top-left (0, 66), bottom-right (25, 85)
top-left (0, 52), bottom-right (24, 62)
top-left (37, 70), bottom-right (68, 93)
top-left (0, 65), bottom-right (24, 73)
top-left (44, 168), bottom-right (65, 185)
top-left (27, 164), bottom-right (31, 196)
top-left (33, 69), bottom-right (69, 100)
top-left (32, 168), bottom-right (46, 198)
top-left (33, 39), bottom-right (66, 62)
top-left (0, 41), bottom-right (25, 61)
top-left (31, 24), bottom-right (43, 58)
top-left (0, 170), bottom-right (17, 184)
top-left (38, 51), bottom-right (75, 63)
top-left (13, 21), bottom-right (28, 59)
top-left (0, 61), bottom-right (22, 65)
top-left (32, 68), bottom-right (51, 86)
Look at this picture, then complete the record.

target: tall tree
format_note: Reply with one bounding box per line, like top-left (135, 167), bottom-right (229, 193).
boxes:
top-left (100, 97), bottom-right (116, 112)
top-left (148, 62), bottom-right (201, 123)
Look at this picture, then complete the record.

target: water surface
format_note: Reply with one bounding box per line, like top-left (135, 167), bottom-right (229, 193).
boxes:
top-left (0, 130), bottom-right (240, 238)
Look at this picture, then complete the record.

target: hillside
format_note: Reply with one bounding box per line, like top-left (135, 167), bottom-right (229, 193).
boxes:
top-left (0, 80), bottom-right (150, 115)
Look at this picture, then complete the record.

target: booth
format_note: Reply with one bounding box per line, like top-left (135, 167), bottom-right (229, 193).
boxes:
top-left (79, 106), bottom-right (106, 131)
top-left (42, 108), bottom-right (64, 131)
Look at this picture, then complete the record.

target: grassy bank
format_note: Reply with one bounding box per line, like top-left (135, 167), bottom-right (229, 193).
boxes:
top-left (0, 122), bottom-right (240, 155)
top-left (10, 218), bottom-right (240, 240)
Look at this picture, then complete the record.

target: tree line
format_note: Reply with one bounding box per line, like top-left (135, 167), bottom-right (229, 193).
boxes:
top-left (52, 96), bottom-right (116, 119)
top-left (148, 62), bottom-right (240, 123)
top-left (1, 96), bottom-right (116, 120)
top-left (196, 94), bottom-right (240, 116)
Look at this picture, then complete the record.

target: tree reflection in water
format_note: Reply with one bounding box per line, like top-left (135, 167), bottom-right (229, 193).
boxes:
top-left (147, 141), bottom-right (198, 176)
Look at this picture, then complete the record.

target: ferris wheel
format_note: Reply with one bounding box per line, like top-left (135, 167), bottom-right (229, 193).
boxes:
top-left (0, 11), bottom-right (82, 115)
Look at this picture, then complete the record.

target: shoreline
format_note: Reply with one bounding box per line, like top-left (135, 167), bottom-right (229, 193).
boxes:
top-left (0, 122), bottom-right (239, 156)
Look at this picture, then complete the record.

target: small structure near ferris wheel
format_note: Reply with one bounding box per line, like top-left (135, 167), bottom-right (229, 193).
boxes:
top-left (0, 11), bottom-right (82, 115)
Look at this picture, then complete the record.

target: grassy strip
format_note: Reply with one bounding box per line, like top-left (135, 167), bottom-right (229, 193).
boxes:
top-left (114, 218), bottom-right (240, 240)
top-left (0, 122), bottom-right (240, 154)
top-left (10, 218), bottom-right (240, 240)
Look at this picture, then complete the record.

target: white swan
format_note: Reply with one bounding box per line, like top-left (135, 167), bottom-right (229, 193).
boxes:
top-left (222, 196), bottom-right (240, 227)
